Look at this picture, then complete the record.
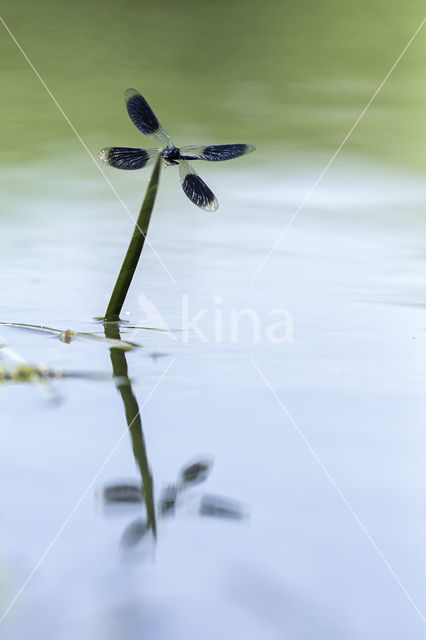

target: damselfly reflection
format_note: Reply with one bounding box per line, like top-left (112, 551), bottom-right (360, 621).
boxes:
top-left (101, 458), bottom-right (247, 549)
top-left (99, 89), bottom-right (255, 211)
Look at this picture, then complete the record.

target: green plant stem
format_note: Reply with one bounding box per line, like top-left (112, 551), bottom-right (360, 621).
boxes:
top-left (104, 154), bottom-right (162, 321)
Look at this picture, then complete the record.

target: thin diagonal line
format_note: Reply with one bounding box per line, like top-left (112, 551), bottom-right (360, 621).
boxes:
top-left (0, 357), bottom-right (175, 625)
top-left (250, 357), bottom-right (426, 624)
top-left (250, 16), bottom-right (426, 283)
top-left (0, 16), bottom-right (176, 285)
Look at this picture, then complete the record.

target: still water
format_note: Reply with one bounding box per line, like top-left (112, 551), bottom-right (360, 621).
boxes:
top-left (1, 1), bottom-right (426, 638)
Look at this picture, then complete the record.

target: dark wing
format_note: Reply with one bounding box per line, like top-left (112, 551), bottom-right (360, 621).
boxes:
top-left (179, 143), bottom-right (255, 161)
top-left (99, 147), bottom-right (159, 170)
top-left (179, 160), bottom-right (218, 211)
top-left (125, 89), bottom-right (174, 147)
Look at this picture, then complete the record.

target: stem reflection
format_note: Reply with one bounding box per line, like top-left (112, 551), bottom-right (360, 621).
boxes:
top-left (104, 321), bottom-right (156, 539)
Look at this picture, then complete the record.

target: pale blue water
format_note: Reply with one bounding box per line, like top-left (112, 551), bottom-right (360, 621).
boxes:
top-left (1, 154), bottom-right (426, 638)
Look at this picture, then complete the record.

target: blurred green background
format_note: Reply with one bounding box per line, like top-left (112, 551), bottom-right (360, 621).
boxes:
top-left (1, 0), bottom-right (425, 171)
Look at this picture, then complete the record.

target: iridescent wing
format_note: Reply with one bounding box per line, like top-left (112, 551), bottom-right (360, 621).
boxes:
top-left (125, 89), bottom-right (174, 147)
top-left (179, 160), bottom-right (218, 211)
top-left (99, 147), bottom-right (159, 170)
top-left (179, 143), bottom-right (255, 161)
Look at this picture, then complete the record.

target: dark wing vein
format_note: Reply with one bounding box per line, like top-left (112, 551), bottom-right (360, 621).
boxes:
top-left (179, 143), bottom-right (255, 161)
top-left (99, 147), bottom-right (159, 170)
top-left (125, 89), bottom-right (173, 146)
top-left (179, 160), bottom-right (218, 211)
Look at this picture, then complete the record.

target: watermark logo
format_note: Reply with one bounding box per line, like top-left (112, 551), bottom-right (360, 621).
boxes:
top-left (136, 294), bottom-right (293, 344)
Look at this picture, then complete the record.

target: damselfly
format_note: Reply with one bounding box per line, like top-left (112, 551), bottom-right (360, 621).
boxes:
top-left (99, 89), bottom-right (255, 211)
